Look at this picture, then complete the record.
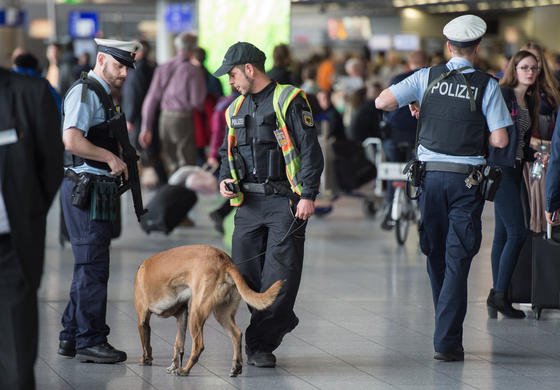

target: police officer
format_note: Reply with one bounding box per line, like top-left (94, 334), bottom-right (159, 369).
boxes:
top-left (214, 42), bottom-right (323, 367)
top-left (376, 15), bottom-right (511, 362)
top-left (58, 38), bottom-right (141, 363)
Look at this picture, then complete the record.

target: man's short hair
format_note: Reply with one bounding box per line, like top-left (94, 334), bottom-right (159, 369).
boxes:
top-left (174, 32), bottom-right (197, 52)
top-left (449, 44), bottom-right (477, 56)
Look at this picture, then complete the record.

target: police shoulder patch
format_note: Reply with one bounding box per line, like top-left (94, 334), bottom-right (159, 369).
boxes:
top-left (302, 110), bottom-right (314, 128)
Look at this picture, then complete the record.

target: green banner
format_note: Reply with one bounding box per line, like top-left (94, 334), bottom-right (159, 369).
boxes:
top-left (199, 0), bottom-right (291, 92)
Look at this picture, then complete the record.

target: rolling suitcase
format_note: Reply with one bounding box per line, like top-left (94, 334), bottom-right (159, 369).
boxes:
top-left (140, 184), bottom-right (197, 234)
top-left (508, 236), bottom-right (532, 303)
top-left (531, 224), bottom-right (560, 319)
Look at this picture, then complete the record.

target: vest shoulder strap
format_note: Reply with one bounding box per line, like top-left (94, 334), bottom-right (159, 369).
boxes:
top-left (64, 73), bottom-right (114, 120)
top-left (274, 84), bottom-right (304, 119)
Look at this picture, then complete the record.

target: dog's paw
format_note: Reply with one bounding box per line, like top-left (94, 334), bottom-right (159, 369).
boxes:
top-left (139, 358), bottom-right (153, 366)
top-left (176, 368), bottom-right (190, 376)
top-left (229, 364), bottom-right (242, 377)
top-left (165, 364), bottom-right (178, 374)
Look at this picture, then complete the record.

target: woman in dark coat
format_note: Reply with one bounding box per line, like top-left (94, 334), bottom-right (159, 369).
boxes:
top-left (487, 50), bottom-right (540, 319)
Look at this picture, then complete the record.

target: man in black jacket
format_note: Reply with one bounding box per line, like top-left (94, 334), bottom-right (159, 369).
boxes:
top-left (0, 68), bottom-right (64, 389)
top-left (215, 42), bottom-right (323, 367)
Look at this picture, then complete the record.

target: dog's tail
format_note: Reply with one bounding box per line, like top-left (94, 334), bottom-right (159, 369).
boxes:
top-left (225, 262), bottom-right (283, 310)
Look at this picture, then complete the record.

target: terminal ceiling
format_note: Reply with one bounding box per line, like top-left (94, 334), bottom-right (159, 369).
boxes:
top-left (22, 0), bottom-right (560, 15)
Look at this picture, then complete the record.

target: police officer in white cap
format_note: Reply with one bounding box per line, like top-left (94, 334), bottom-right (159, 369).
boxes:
top-left (58, 38), bottom-right (141, 364)
top-left (376, 15), bottom-right (511, 362)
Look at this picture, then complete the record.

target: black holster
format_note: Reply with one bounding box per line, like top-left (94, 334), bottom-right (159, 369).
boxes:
top-left (402, 159), bottom-right (425, 199)
top-left (479, 166), bottom-right (502, 202)
top-left (71, 173), bottom-right (92, 209)
top-left (232, 147), bottom-right (246, 181)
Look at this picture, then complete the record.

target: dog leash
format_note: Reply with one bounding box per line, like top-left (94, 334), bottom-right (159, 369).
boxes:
top-left (233, 216), bottom-right (307, 266)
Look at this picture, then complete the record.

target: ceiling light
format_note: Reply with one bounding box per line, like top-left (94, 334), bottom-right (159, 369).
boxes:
top-left (477, 2), bottom-right (491, 10)
top-left (402, 7), bottom-right (423, 18)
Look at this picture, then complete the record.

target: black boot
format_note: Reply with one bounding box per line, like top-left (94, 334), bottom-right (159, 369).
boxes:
top-left (487, 289), bottom-right (525, 319)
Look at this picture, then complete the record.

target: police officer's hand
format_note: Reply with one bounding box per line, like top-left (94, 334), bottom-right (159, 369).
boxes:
top-left (138, 129), bottom-right (152, 149)
top-left (409, 102), bottom-right (420, 119)
top-left (295, 199), bottom-right (315, 220)
top-left (220, 179), bottom-right (237, 199)
top-left (108, 155), bottom-right (128, 180)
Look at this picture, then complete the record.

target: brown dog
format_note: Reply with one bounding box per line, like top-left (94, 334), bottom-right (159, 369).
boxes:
top-left (134, 244), bottom-right (283, 376)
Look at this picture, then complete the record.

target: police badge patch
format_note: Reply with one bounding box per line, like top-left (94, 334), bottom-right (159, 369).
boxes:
top-left (273, 129), bottom-right (287, 147)
top-left (302, 110), bottom-right (314, 127)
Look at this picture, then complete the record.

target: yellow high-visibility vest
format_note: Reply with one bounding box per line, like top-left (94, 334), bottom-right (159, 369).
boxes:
top-left (225, 84), bottom-right (309, 206)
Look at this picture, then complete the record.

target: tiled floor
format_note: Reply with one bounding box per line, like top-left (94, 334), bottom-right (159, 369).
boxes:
top-left (36, 191), bottom-right (560, 389)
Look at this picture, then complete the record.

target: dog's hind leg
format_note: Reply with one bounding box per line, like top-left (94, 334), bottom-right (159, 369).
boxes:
top-left (166, 306), bottom-right (188, 374)
top-left (137, 308), bottom-right (153, 366)
top-left (213, 292), bottom-right (243, 377)
top-left (177, 293), bottom-right (213, 376)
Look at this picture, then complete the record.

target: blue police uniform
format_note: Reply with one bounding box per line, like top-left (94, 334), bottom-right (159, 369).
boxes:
top-left (59, 70), bottom-right (116, 349)
top-left (545, 110), bottom-right (560, 214)
top-left (389, 57), bottom-right (512, 356)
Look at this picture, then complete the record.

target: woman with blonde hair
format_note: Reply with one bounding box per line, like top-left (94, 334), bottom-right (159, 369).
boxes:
top-left (521, 41), bottom-right (560, 233)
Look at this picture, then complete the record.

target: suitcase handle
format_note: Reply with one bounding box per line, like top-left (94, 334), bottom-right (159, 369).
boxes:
top-left (545, 222), bottom-right (560, 243)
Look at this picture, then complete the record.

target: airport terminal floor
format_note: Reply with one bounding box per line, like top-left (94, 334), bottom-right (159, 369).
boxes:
top-left (36, 191), bottom-right (560, 390)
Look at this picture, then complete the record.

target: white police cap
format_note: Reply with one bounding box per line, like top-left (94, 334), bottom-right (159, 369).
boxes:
top-left (94, 38), bottom-right (142, 68)
top-left (443, 14), bottom-right (486, 47)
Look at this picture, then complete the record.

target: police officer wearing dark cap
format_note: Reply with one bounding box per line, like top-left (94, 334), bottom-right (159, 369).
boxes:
top-left (376, 15), bottom-right (511, 362)
top-left (58, 38), bottom-right (141, 364)
top-left (215, 42), bottom-right (323, 367)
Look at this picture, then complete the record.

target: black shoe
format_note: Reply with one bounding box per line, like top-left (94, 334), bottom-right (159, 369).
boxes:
top-left (209, 211), bottom-right (224, 234)
top-left (434, 346), bottom-right (464, 362)
top-left (487, 289), bottom-right (526, 319)
top-left (247, 351), bottom-right (276, 367)
top-left (76, 342), bottom-right (127, 364)
top-left (58, 340), bottom-right (76, 358)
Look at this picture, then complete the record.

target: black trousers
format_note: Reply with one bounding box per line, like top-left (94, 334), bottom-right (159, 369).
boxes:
top-left (0, 235), bottom-right (38, 390)
top-left (232, 193), bottom-right (306, 354)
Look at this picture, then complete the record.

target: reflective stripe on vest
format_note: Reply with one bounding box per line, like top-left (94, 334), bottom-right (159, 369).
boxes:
top-left (225, 84), bottom-right (307, 206)
top-left (225, 95), bottom-right (246, 206)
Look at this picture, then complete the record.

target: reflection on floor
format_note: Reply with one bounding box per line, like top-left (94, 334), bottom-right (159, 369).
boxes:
top-left (37, 192), bottom-right (560, 389)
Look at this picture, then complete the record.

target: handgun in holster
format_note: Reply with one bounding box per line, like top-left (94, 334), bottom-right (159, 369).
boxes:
top-left (71, 173), bottom-right (92, 209)
top-left (479, 166), bottom-right (502, 202)
top-left (402, 159), bottom-right (425, 200)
